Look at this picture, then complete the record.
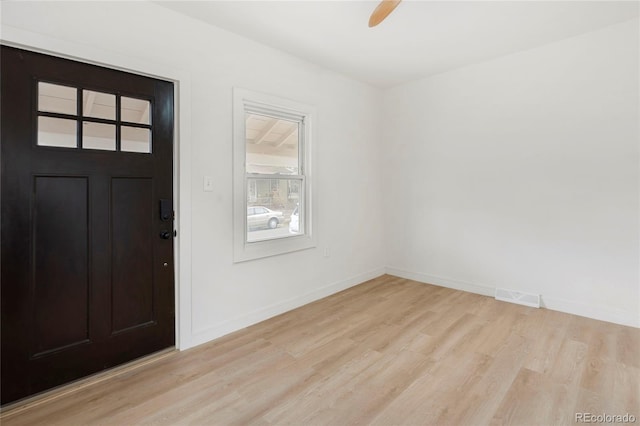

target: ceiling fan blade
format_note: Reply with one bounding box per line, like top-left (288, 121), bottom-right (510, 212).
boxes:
top-left (368, 0), bottom-right (402, 27)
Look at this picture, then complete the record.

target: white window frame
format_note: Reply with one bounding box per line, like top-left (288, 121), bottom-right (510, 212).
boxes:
top-left (233, 88), bottom-right (316, 262)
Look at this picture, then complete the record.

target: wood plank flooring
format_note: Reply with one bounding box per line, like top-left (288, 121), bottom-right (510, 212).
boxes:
top-left (2, 275), bottom-right (639, 425)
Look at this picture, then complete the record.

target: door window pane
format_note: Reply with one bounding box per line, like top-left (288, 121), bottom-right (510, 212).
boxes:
top-left (38, 82), bottom-right (77, 115)
top-left (83, 90), bottom-right (115, 120)
top-left (121, 126), bottom-right (151, 153)
top-left (82, 122), bottom-right (115, 151)
top-left (247, 177), bottom-right (303, 242)
top-left (121, 97), bottom-right (150, 125)
top-left (245, 113), bottom-right (299, 175)
top-left (38, 117), bottom-right (77, 148)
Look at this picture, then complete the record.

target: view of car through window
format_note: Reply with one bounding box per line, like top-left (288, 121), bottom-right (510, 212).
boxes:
top-left (247, 201), bottom-right (301, 242)
top-left (289, 206), bottom-right (299, 234)
top-left (248, 206), bottom-right (282, 230)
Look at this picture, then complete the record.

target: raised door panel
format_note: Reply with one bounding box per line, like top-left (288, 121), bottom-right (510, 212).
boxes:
top-left (32, 176), bottom-right (90, 357)
top-left (111, 177), bottom-right (155, 333)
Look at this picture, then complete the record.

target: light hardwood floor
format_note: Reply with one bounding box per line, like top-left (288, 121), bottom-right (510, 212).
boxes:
top-left (2, 275), bottom-right (639, 425)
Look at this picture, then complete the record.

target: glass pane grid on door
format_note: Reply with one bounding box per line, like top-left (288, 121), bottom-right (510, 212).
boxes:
top-left (36, 81), bottom-right (153, 153)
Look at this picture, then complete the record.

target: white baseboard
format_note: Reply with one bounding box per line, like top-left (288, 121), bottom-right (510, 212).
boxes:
top-left (541, 296), bottom-right (639, 328)
top-left (385, 267), bottom-right (639, 329)
top-left (385, 267), bottom-right (495, 297)
top-left (188, 266), bottom-right (638, 350)
top-left (188, 268), bottom-right (386, 349)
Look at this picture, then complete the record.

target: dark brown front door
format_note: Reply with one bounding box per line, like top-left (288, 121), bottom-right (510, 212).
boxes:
top-left (1, 46), bottom-right (175, 405)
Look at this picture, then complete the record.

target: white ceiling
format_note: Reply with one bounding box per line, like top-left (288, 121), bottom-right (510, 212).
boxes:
top-left (159, 1), bottom-right (639, 88)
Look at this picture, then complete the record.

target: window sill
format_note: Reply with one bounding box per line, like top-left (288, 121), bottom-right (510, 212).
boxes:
top-left (233, 233), bottom-right (316, 263)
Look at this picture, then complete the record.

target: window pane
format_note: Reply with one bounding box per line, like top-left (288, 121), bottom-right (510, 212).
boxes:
top-left (247, 178), bottom-right (303, 242)
top-left (122, 126), bottom-right (151, 153)
top-left (38, 82), bottom-right (77, 115)
top-left (82, 122), bottom-right (115, 151)
top-left (38, 116), bottom-right (77, 148)
top-left (245, 113), bottom-right (299, 175)
top-left (121, 97), bottom-right (150, 124)
top-left (83, 90), bottom-right (115, 120)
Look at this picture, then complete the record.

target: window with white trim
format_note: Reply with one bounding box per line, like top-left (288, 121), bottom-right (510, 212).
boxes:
top-left (233, 89), bottom-right (316, 262)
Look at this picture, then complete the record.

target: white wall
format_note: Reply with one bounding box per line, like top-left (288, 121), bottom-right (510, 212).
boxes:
top-left (1, 1), bottom-right (385, 349)
top-left (2, 2), bottom-right (638, 340)
top-left (383, 19), bottom-right (640, 327)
